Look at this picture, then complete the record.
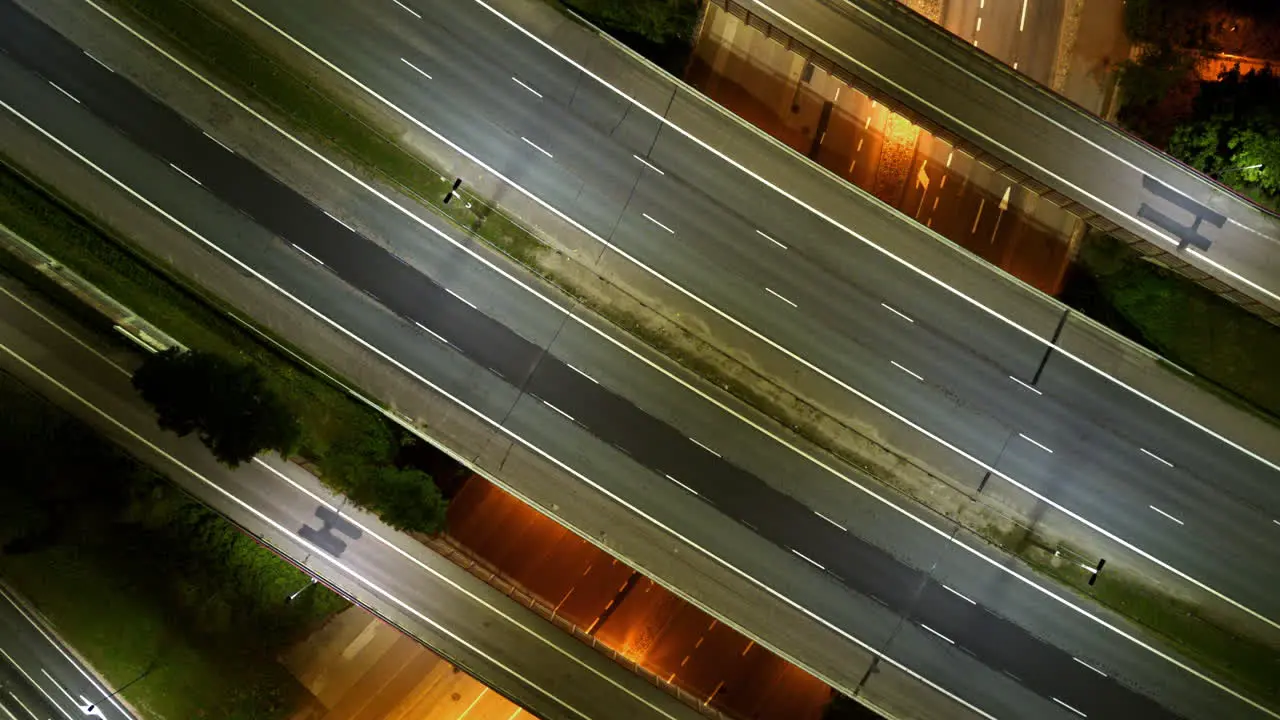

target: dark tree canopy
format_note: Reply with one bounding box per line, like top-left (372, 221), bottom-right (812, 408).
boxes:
top-left (563, 0), bottom-right (701, 44)
top-left (1168, 66), bottom-right (1280, 200)
top-left (132, 348), bottom-right (301, 467)
top-left (821, 692), bottom-right (884, 720)
top-left (350, 466), bottom-right (449, 534)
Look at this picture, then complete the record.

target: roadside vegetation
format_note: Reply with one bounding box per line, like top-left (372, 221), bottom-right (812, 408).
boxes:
top-left (552, 0), bottom-right (702, 72)
top-left (0, 162), bottom-right (456, 534)
top-left (83, 0), bottom-right (1278, 705)
top-left (0, 374), bottom-right (347, 720)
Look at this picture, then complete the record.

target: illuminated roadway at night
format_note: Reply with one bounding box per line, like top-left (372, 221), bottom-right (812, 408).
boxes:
top-left (0, 0), bottom-right (1277, 718)
top-left (738, 0), bottom-right (1280, 311)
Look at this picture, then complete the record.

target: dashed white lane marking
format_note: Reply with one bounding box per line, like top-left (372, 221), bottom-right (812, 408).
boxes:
top-left (1052, 697), bottom-right (1087, 718)
top-left (323, 210), bottom-right (356, 233)
top-left (814, 511), bottom-right (847, 531)
top-left (1009, 375), bottom-right (1043, 395)
top-left (391, 0), bottom-right (421, 19)
top-left (756, 229), bottom-right (788, 249)
top-left (891, 360), bottom-right (924, 381)
top-left (290, 243), bottom-right (325, 266)
top-left (445, 288), bottom-right (477, 309)
top-left (765, 287), bottom-right (797, 307)
top-left (1140, 447), bottom-right (1174, 468)
top-left (168, 163), bottom-right (203, 186)
top-left (1149, 505), bottom-right (1185, 525)
top-left (5, 690), bottom-right (36, 720)
top-left (511, 75), bottom-right (543, 98)
top-left (400, 57), bottom-right (433, 80)
top-left (48, 81), bottom-right (80, 104)
top-left (1020, 0), bottom-right (1029, 31)
top-left (83, 51), bottom-right (113, 73)
top-left (202, 131), bottom-right (235, 154)
top-left (1073, 657), bottom-right (1108, 677)
top-left (413, 321), bottom-right (451, 346)
top-left (566, 363), bottom-right (598, 384)
top-left (880, 302), bottom-right (914, 323)
top-left (665, 474), bottom-right (699, 495)
top-left (521, 136), bottom-right (554, 158)
top-left (943, 585), bottom-right (977, 605)
top-left (632, 154), bottom-right (665, 175)
top-left (790, 549), bottom-right (825, 570)
top-left (1018, 432), bottom-right (1053, 454)
top-left (689, 437), bottom-right (721, 458)
top-left (542, 400), bottom-right (575, 422)
top-left (642, 212), bottom-right (674, 234)
top-left (918, 623), bottom-right (955, 645)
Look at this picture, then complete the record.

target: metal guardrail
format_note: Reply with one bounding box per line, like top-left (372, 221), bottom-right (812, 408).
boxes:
top-left (0, 220), bottom-right (185, 353)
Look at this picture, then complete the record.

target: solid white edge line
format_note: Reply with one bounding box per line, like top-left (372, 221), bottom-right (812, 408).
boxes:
top-left (1140, 447), bottom-right (1175, 468)
top-left (1018, 432), bottom-right (1053, 454)
top-left (0, 597), bottom-right (126, 719)
top-left (290, 243), bottom-right (325, 267)
top-left (0, 649), bottom-right (72, 720)
top-left (566, 363), bottom-right (599, 384)
top-left (521, 136), bottom-right (554, 158)
top-left (57, 9), bottom-right (1278, 714)
top-left (47, 81), bottom-right (80, 104)
top-left (764, 287), bottom-right (797, 307)
top-left (756, 229), bottom-right (787, 249)
top-left (641, 212), bottom-right (675, 234)
top-left (0, 343), bottom-right (607, 720)
top-left (1148, 505), bottom-right (1185, 526)
top-left (879, 302), bottom-right (914, 323)
top-left (83, 51), bottom-right (113, 73)
top-left (689, 437), bottom-right (721, 458)
top-left (918, 623), bottom-right (955, 645)
top-left (201, 130), bottom-right (235, 154)
top-left (751, 1), bottom-right (1280, 307)
top-left (4, 692), bottom-right (30, 720)
top-left (943, 585), bottom-right (977, 605)
top-left (890, 360), bottom-right (923, 381)
top-left (1072, 657), bottom-right (1108, 677)
top-left (1052, 697), bottom-right (1088, 718)
top-left (168, 162), bottom-right (201, 186)
top-left (445, 287), bottom-right (478, 309)
top-left (510, 76), bottom-right (543, 98)
top-left (814, 510), bottom-right (847, 531)
top-left (541, 399), bottom-right (575, 422)
top-left (413, 320), bottom-right (452, 346)
top-left (322, 210), bottom-right (357, 234)
top-left (225, 0), bottom-right (1280, 634)
top-left (466, 0), bottom-right (1280, 526)
top-left (390, 0), bottom-right (421, 20)
top-left (1008, 375), bottom-right (1042, 395)
top-left (790, 548), bottom-right (825, 570)
top-left (632, 154), bottom-right (665, 175)
top-left (665, 474), bottom-right (699, 496)
top-left (400, 57), bottom-right (433, 80)
top-left (16, 21), bottom-right (999, 715)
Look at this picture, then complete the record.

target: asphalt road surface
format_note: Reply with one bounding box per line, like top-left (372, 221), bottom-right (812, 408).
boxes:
top-left (210, 0), bottom-right (1280, 632)
top-left (742, 0), bottom-right (1280, 315)
top-left (0, 3), bottom-right (1272, 718)
top-left (0, 279), bottom-right (702, 720)
top-left (0, 584), bottom-right (135, 720)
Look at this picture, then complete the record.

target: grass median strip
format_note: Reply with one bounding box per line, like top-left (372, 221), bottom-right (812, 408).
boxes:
top-left (89, 0), bottom-right (1280, 707)
top-left (0, 374), bottom-right (348, 720)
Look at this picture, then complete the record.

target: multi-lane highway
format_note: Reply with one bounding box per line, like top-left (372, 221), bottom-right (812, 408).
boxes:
top-left (0, 277), bottom-right (702, 720)
top-left (0, 1), bottom-right (1274, 718)
top-left (146, 0), bottom-right (1280, 630)
top-left (738, 0), bottom-right (1280, 314)
top-left (0, 584), bottom-right (135, 720)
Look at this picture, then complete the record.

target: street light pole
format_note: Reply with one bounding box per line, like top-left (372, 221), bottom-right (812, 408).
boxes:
top-left (83, 663), bottom-right (156, 714)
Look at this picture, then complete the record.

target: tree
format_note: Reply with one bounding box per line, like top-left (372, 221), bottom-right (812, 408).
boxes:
top-left (349, 467), bottom-right (449, 534)
top-left (1167, 66), bottom-right (1280, 205)
top-left (132, 348), bottom-right (300, 467)
top-left (562, 0), bottom-right (701, 45)
top-left (821, 692), bottom-right (883, 720)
